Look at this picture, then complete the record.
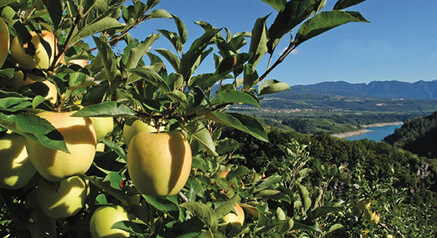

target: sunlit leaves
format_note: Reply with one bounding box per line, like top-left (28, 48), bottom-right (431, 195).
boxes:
top-left (248, 15), bottom-right (268, 69)
top-left (72, 101), bottom-right (137, 117)
top-left (295, 10), bottom-right (368, 46)
top-left (334, 0), bottom-right (366, 10)
top-left (261, 0), bottom-right (287, 11)
top-left (258, 79), bottom-right (290, 95)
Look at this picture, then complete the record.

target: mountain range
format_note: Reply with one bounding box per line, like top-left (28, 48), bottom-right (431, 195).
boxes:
top-left (277, 80), bottom-right (437, 99)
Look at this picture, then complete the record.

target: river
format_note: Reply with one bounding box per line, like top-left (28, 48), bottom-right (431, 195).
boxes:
top-left (345, 124), bottom-right (402, 141)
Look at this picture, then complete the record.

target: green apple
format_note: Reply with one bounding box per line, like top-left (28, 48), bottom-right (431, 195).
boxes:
top-left (90, 117), bottom-right (114, 141)
top-left (0, 18), bottom-right (9, 68)
top-left (36, 175), bottom-right (88, 219)
top-left (0, 134), bottom-right (36, 189)
top-left (127, 131), bottom-right (192, 197)
top-left (122, 119), bottom-right (156, 147)
top-left (89, 205), bottom-right (130, 238)
top-left (222, 203), bottom-right (245, 226)
top-left (25, 111), bottom-right (97, 181)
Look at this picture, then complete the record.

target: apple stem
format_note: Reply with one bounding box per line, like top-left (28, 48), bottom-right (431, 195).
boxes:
top-left (178, 191), bottom-right (188, 202)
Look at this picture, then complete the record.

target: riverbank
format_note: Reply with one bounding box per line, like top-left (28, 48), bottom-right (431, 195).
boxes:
top-left (331, 122), bottom-right (403, 139)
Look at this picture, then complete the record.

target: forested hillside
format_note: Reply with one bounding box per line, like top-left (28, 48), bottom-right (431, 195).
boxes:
top-left (221, 127), bottom-right (437, 236)
top-left (384, 111), bottom-right (437, 158)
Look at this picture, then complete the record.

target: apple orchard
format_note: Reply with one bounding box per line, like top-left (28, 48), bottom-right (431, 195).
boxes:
top-left (0, 0), bottom-right (371, 237)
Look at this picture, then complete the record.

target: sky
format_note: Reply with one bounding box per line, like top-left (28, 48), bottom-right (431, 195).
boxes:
top-left (126, 0), bottom-right (437, 86)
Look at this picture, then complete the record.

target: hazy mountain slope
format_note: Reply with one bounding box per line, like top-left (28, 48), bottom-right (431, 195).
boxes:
top-left (279, 80), bottom-right (437, 99)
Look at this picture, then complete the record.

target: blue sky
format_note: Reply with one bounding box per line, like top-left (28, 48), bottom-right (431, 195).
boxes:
top-left (127, 0), bottom-right (437, 86)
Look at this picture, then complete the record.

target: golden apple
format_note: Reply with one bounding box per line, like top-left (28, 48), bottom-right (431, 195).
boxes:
top-left (90, 117), bottom-right (114, 141)
top-left (122, 119), bottom-right (156, 147)
top-left (10, 70), bottom-right (35, 90)
top-left (0, 134), bottom-right (36, 189)
top-left (96, 142), bottom-right (105, 152)
top-left (222, 203), bottom-right (245, 226)
top-left (127, 131), bottom-right (192, 197)
top-left (36, 175), bottom-right (88, 219)
top-left (11, 30), bottom-right (60, 69)
top-left (25, 111), bottom-right (97, 181)
top-left (68, 59), bottom-right (89, 68)
top-left (89, 205), bottom-right (130, 238)
top-left (0, 18), bottom-right (9, 68)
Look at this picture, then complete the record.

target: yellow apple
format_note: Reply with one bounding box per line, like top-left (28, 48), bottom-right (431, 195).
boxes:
top-left (90, 117), bottom-right (114, 141)
top-left (41, 80), bottom-right (58, 105)
top-left (36, 175), bottom-right (88, 219)
top-left (0, 18), bottom-right (9, 68)
top-left (127, 131), bottom-right (192, 197)
top-left (89, 205), bottom-right (130, 238)
top-left (11, 30), bottom-right (60, 69)
top-left (68, 59), bottom-right (89, 68)
top-left (25, 111), bottom-right (97, 181)
top-left (222, 203), bottom-right (245, 226)
top-left (96, 142), bottom-right (105, 152)
top-left (0, 134), bottom-right (36, 190)
top-left (122, 119), bottom-right (156, 147)
top-left (10, 70), bottom-right (35, 90)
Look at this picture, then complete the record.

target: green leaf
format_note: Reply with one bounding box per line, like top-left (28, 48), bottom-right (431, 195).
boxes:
top-left (292, 222), bottom-right (322, 233)
top-left (145, 0), bottom-right (161, 11)
top-left (187, 122), bottom-right (218, 156)
top-left (205, 112), bottom-right (268, 142)
top-left (173, 15), bottom-right (188, 44)
top-left (0, 0), bottom-right (17, 8)
top-left (0, 68), bottom-right (15, 79)
top-left (188, 72), bottom-right (232, 90)
top-left (297, 184), bottom-right (312, 213)
top-left (149, 9), bottom-right (172, 18)
top-left (32, 95), bottom-right (46, 109)
top-left (215, 194), bottom-right (240, 219)
top-left (216, 138), bottom-right (240, 155)
top-left (261, 0), bottom-right (287, 11)
top-left (268, 0), bottom-right (319, 53)
top-left (295, 10), bottom-right (369, 46)
top-left (125, 33), bottom-right (160, 71)
top-left (103, 172), bottom-right (123, 190)
top-left (258, 79), bottom-right (290, 95)
top-left (156, 48), bottom-right (180, 72)
top-left (158, 29), bottom-right (183, 53)
top-left (129, 68), bottom-right (171, 92)
top-left (0, 97), bottom-right (32, 112)
top-left (212, 89), bottom-right (260, 107)
top-left (144, 195), bottom-right (179, 212)
top-left (308, 206), bottom-right (342, 220)
top-left (72, 101), bottom-right (136, 117)
top-left (101, 138), bottom-right (127, 162)
top-left (334, 0), bottom-right (365, 10)
top-left (226, 166), bottom-right (250, 180)
top-left (0, 112), bottom-right (68, 153)
top-left (93, 36), bottom-right (120, 83)
top-left (243, 64), bottom-right (259, 89)
top-left (42, 0), bottom-right (62, 29)
top-left (248, 15), bottom-right (268, 68)
top-left (181, 202), bottom-right (218, 231)
top-left (164, 90), bottom-right (189, 107)
top-left (253, 174), bottom-right (282, 193)
top-left (180, 29), bottom-right (221, 81)
top-left (70, 17), bottom-right (124, 46)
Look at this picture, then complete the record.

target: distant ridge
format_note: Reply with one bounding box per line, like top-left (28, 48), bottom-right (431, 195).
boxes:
top-left (278, 80), bottom-right (437, 99)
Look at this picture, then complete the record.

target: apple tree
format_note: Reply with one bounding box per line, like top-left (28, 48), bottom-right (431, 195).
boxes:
top-left (0, 0), bottom-right (368, 237)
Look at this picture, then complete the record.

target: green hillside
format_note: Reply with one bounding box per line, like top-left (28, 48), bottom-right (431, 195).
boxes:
top-left (384, 111), bottom-right (437, 158)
